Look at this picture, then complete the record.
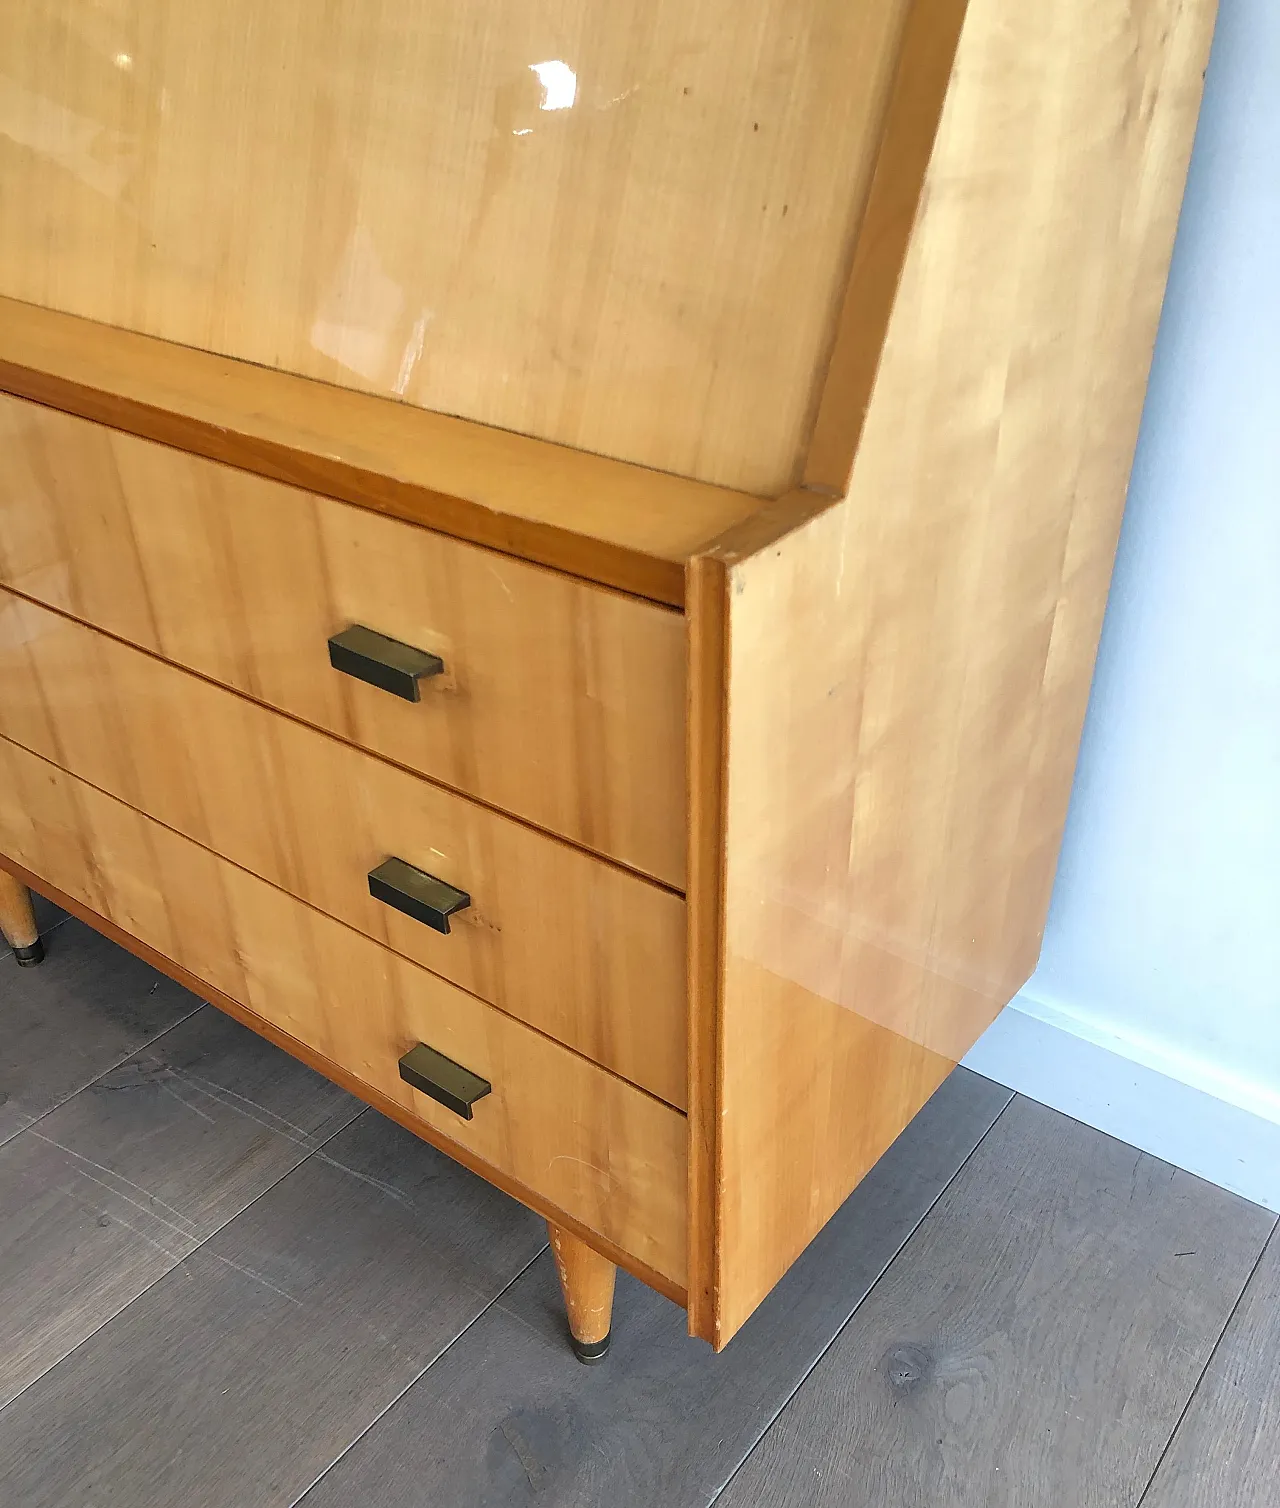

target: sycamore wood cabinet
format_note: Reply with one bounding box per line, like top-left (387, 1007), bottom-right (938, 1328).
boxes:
top-left (0, 0), bottom-right (1216, 1357)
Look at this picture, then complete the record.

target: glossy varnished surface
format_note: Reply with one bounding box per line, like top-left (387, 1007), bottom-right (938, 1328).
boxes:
top-left (0, 298), bottom-right (765, 606)
top-left (0, 739), bottom-right (688, 1285)
top-left (697, 0), bottom-right (1218, 1342)
top-left (0, 0), bottom-right (911, 492)
top-left (0, 392), bottom-right (687, 887)
top-left (0, 594), bottom-right (687, 1108)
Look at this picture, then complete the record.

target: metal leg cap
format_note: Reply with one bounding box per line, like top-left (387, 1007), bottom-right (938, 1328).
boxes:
top-left (570, 1332), bottom-right (611, 1365)
top-left (14, 938), bottom-right (45, 967)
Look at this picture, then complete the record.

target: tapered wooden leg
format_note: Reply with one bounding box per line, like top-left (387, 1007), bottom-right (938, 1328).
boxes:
top-left (0, 868), bottom-right (44, 967)
top-left (548, 1222), bottom-right (616, 1364)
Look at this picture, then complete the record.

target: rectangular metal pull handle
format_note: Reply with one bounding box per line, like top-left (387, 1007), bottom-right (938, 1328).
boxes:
top-left (368, 856), bottom-right (470, 935)
top-left (328, 624), bottom-right (444, 702)
top-left (398, 1043), bottom-right (491, 1120)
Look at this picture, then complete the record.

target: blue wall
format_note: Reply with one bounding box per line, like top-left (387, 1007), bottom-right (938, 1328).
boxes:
top-left (965, 0), bottom-right (1280, 1199)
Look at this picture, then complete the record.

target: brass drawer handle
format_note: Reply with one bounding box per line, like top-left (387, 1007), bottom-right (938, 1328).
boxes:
top-left (368, 856), bottom-right (470, 935)
top-left (398, 1042), bottom-right (492, 1120)
top-left (328, 623), bottom-right (444, 702)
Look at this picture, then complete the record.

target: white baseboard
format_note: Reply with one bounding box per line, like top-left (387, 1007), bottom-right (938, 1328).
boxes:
top-left (962, 995), bottom-right (1280, 1214)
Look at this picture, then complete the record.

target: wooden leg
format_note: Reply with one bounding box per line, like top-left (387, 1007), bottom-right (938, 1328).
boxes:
top-left (548, 1221), bottom-right (617, 1365)
top-left (0, 868), bottom-right (45, 967)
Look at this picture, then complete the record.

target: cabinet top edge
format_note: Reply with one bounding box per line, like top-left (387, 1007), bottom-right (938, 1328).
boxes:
top-left (0, 295), bottom-right (770, 610)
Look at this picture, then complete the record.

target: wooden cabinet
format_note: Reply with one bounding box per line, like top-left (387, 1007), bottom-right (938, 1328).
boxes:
top-left (0, 0), bottom-right (1217, 1357)
top-left (0, 591), bottom-right (687, 1107)
top-left (0, 393), bottom-right (686, 885)
top-left (0, 739), bottom-right (687, 1290)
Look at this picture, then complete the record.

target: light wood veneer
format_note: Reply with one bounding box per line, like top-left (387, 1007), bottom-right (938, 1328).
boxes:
top-left (0, 591), bottom-right (687, 1109)
top-left (0, 391), bottom-right (686, 887)
top-left (0, 0), bottom-right (1218, 1355)
top-left (688, 0), bottom-right (1219, 1342)
top-left (0, 0), bottom-right (911, 494)
top-left (0, 735), bottom-right (687, 1288)
top-left (0, 866), bottom-right (40, 952)
top-left (0, 296), bottom-right (764, 607)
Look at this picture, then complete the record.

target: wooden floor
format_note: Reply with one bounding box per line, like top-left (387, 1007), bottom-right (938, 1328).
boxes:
top-left (2, 907), bottom-right (1277, 1507)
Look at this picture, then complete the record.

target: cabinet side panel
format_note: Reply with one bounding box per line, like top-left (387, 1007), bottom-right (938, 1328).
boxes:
top-left (714, 0), bottom-right (1217, 1344)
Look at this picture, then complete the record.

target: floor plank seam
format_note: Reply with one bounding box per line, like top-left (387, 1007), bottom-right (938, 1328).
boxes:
top-left (288, 1240), bottom-right (552, 1508)
top-left (1133, 1216), bottom-right (1280, 1508)
top-left (0, 1097), bottom-right (372, 1423)
top-left (704, 1086), bottom-right (1018, 1507)
top-left (1, 984), bottom-right (205, 1149)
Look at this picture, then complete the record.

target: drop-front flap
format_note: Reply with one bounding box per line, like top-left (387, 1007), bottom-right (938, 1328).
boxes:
top-left (0, 0), bottom-right (909, 494)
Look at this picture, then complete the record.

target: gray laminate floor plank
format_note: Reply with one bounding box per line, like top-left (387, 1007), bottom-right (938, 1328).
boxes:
top-left (1142, 1227), bottom-right (1280, 1507)
top-left (0, 1110), bottom-right (547, 1508)
top-left (0, 918), bottom-right (200, 1146)
top-left (0, 1006), bottom-right (362, 1407)
top-left (297, 1068), bottom-right (1013, 1508)
top-left (714, 1096), bottom-right (1276, 1508)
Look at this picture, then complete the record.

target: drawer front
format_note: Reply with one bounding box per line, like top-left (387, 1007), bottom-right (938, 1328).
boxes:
top-left (0, 736), bottom-right (687, 1287)
top-left (0, 592), bottom-right (687, 1109)
top-left (0, 393), bottom-right (685, 887)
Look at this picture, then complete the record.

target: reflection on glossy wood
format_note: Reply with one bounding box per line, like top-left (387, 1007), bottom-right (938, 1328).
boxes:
top-left (0, 0), bottom-right (912, 493)
top-left (0, 594), bottom-right (687, 1109)
top-left (0, 297), bottom-right (763, 607)
top-left (0, 391), bottom-right (687, 887)
top-left (0, 736), bottom-right (688, 1287)
top-left (698, 0), bottom-right (1217, 1343)
top-left (0, 867), bottom-right (40, 952)
top-left (802, 0), bottom-right (970, 493)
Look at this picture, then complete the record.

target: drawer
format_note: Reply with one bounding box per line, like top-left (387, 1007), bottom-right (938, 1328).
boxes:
top-left (0, 736), bottom-right (687, 1287)
top-left (0, 392), bottom-right (685, 887)
top-left (0, 592), bottom-right (686, 1108)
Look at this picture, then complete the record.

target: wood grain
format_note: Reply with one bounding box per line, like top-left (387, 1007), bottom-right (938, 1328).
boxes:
top-left (5, 852), bottom-right (684, 1307)
top-left (0, 737), bottom-right (689, 1287)
top-left (683, 552), bottom-right (728, 1340)
top-left (0, 1), bottom-right (912, 493)
top-left (0, 299), bottom-right (766, 608)
top-left (0, 595), bottom-right (687, 1107)
top-left (0, 867), bottom-right (39, 950)
top-left (548, 1222), bottom-right (617, 1348)
top-left (717, 1097), bottom-right (1274, 1508)
top-left (0, 913), bottom-right (199, 1148)
top-left (1143, 1229), bottom-right (1280, 1508)
top-left (0, 390), bottom-right (687, 886)
top-left (0, 888), bottom-right (63, 961)
top-left (802, 0), bottom-right (970, 492)
top-left (0, 1111), bottom-right (547, 1508)
top-left (297, 1069), bottom-right (1012, 1508)
top-left (704, 0), bottom-right (1218, 1344)
top-left (0, 1007), bottom-right (359, 1407)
